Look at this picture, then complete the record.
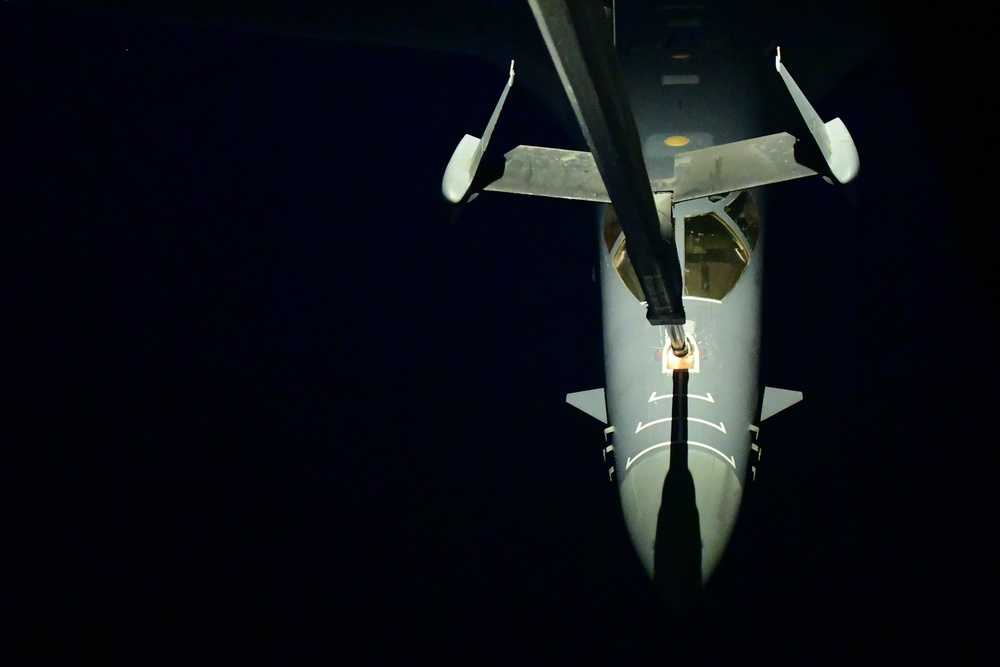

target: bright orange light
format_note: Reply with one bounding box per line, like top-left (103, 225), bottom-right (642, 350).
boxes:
top-left (665, 135), bottom-right (690, 147)
top-left (664, 348), bottom-right (696, 370)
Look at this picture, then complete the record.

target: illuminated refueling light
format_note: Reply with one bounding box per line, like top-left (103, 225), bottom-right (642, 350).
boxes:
top-left (662, 334), bottom-right (699, 373)
top-left (665, 135), bottom-right (690, 147)
top-left (671, 53), bottom-right (692, 59)
top-left (664, 348), bottom-right (696, 370)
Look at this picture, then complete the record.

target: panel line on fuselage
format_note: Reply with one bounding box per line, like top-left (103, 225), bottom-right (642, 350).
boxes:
top-left (635, 416), bottom-right (727, 434)
top-left (625, 441), bottom-right (737, 470)
top-left (648, 390), bottom-right (714, 403)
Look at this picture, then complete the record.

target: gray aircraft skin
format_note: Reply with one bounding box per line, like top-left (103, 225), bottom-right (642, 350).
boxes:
top-left (595, 3), bottom-right (770, 589)
top-left (38, 0), bottom-right (858, 604)
top-left (551, 1), bottom-right (852, 598)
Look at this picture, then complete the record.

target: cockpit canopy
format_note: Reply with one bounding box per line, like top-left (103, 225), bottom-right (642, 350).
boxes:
top-left (604, 190), bottom-right (759, 302)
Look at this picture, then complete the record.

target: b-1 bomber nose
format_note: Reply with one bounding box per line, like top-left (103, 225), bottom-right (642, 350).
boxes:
top-left (618, 446), bottom-right (743, 602)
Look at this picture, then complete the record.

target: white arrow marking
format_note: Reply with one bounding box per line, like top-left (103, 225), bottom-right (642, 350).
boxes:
top-left (625, 440), bottom-right (737, 470)
top-left (635, 417), bottom-right (726, 434)
top-left (649, 391), bottom-right (714, 404)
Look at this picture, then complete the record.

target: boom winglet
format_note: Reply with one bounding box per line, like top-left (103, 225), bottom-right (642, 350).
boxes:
top-left (775, 47), bottom-right (859, 184)
top-left (447, 50), bottom-right (858, 206)
top-left (442, 60), bottom-right (516, 203)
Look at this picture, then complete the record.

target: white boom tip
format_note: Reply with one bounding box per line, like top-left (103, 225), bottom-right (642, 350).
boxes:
top-left (442, 134), bottom-right (481, 203)
top-left (774, 47), bottom-right (860, 184)
top-left (442, 59), bottom-right (516, 203)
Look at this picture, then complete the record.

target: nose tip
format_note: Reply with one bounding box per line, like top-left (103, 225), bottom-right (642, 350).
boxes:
top-left (654, 459), bottom-right (703, 614)
top-left (619, 448), bottom-right (744, 598)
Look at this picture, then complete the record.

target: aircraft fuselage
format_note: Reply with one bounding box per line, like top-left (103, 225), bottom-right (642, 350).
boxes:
top-left (596, 1), bottom-right (768, 591)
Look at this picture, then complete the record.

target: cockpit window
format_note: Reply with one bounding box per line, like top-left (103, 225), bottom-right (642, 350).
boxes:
top-left (725, 190), bottom-right (760, 249)
top-left (603, 206), bottom-right (645, 301)
top-left (604, 206), bottom-right (623, 253)
top-left (684, 212), bottom-right (748, 300)
top-left (604, 193), bottom-right (755, 303)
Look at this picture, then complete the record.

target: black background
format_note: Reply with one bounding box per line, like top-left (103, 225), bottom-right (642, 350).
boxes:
top-left (5, 1), bottom-right (996, 661)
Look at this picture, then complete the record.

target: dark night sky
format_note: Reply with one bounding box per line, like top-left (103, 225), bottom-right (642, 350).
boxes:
top-left (5, 1), bottom-right (996, 662)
